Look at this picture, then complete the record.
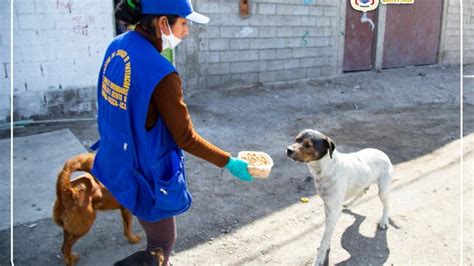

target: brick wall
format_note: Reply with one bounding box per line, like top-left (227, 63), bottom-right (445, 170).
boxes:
top-left (4, 0), bottom-right (114, 121)
top-left (176, 0), bottom-right (342, 93)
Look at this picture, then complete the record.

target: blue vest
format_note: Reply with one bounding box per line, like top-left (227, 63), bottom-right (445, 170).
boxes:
top-left (91, 31), bottom-right (192, 222)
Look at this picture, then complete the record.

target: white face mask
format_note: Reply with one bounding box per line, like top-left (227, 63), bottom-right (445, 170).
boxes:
top-left (161, 23), bottom-right (181, 50)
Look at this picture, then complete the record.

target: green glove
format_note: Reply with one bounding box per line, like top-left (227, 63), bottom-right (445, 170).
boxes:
top-left (225, 157), bottom-right (254, 182)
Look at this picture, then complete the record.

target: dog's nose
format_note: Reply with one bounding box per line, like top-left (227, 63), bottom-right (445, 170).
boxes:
top-left (287, 148), bottom-right (294, 156)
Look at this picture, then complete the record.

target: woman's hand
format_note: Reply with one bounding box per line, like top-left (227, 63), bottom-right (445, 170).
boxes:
top-left (225, 157), bottom-right (254, 182)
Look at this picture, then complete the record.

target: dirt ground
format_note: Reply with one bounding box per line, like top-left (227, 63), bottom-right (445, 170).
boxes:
top-left (1, 64), bottom-right (473, 265)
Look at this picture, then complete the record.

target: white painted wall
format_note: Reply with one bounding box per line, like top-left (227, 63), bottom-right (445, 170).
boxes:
top-left (1, 1), bottom-right (12, 123)
top-left (6, 0), bottom-right (115, 121)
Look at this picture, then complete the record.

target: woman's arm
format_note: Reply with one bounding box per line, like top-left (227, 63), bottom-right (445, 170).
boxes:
top-left (146, 72), bottom-right (231, 168)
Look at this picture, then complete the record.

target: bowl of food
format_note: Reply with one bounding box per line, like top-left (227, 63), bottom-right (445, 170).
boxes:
top-left (237, 151), bottom-right (273, 179)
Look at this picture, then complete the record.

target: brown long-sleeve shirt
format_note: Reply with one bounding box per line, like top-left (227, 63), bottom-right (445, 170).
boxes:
top-left (135, 25), bottom-right (231, 168)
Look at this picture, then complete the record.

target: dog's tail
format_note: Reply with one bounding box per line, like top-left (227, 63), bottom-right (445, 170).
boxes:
top-left (56, 153), bottom-right (95, 196)
top-left (53, 153), bottom-right (95, 226)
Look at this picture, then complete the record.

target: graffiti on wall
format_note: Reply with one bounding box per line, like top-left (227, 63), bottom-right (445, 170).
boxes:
top-left (72, 16), bottom-right (95, 36)
top-left (56, 0), bottom-right (73, 13)
top-left (301, 31), bottom-right (309, 46)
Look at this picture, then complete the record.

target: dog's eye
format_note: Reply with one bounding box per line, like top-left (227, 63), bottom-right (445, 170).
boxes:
top-left (303, 142), bottom-right (311, 148)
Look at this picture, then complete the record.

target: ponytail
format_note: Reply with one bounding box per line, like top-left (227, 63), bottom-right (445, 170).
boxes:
top-left (115, 0), bottom-right (142, 25)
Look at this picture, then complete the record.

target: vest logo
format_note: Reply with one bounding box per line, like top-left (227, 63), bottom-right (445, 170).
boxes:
top-left (351, 0), bottom-right (379, 12)
top-left (101, 49), bottom-right (131, 111)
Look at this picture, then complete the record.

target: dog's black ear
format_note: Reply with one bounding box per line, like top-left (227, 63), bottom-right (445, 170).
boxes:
top-left (326, 137), bottom-right (336, 159)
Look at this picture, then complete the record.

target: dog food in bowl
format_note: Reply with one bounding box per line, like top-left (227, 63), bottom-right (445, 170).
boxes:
top-left (238, 151), bottom-right (273, 178)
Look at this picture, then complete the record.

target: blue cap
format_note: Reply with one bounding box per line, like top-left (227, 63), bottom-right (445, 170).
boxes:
top-left (141, 0), bottom-right (209, 24)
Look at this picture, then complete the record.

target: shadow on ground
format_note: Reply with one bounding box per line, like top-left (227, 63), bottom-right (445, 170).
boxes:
top-left (336, 209), bottom-right (390, 266)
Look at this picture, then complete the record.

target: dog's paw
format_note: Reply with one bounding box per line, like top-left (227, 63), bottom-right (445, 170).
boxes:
top-left (313, 257), bottom-right (326, 266)
top-left (378, 220), bottom-right (389, 230)
top-left (127, 234), bottom-right (142, 244)
top-left (65, 253), bottom-right (79, 266)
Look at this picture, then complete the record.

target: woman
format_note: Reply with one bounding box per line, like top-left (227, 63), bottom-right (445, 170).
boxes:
top-left (91, 0), bottom-right (254, 264)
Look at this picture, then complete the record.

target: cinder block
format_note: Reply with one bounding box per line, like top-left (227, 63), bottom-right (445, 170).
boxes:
top-left (274, 48), bottom-right (294, 59)
top-left (0, 95), bottom-right (9, 123)
top-left (276, 4), bottom-right (293, 15)
top-left (306, 67), bottom-right (322, 78)
top-left (300, 16), bottom-right (317, 26)
top-left (316, 17), bottom-right (331, 27)
top-left (300, 57), bottom-right (316, 68)
top-left (249, 39), bottom-right (268, 49)
top-left (200, 26), bottom-right (221, 38)
top-left (198, 51), bottom-right (209, 64)
top-left (259, 27), bottom-right (277, 38)
top-left (16, 2), bottom-right (36, 14)
top-left (19, 14), bottom-right (55, 30)
top-left (209, 39), bottom-right (230, 51)
top-left (277, 26), bottom-right (294, 37)
top-left (220, 26), bottom-right (242, 38)
top-left (209, 51), bottom-right (221, 63)
top-left (14, 62), bottom-right (42, 79)
top-left (293, 5), bottom-right (310, 16)
top-left (196, 2), bottom-right (219, 14)
top-left (212, 14), bottom-right (249, 26)
top-left (315, 37), bottom-right (330, 47)
top-left (267, 38), bottom-right (287, 49)
top-left (13, 91), bottom-right (46, 118)
top-left (259, 49), bottom-right (276, 60)
top-left (321, 66), bottom-right (334, 76)
top-left (239, 26), bottom-right (258, 38)
top-left (259, 3), bottom-right (276, 15)
top-left (258, 60), bottom-right (268, 72)
top-left (218, 2), bottom-right (238, 14)
top-left (230, 39), bottom-right (250, 50)
top-left (314, 56), bottom-right (329, 66)
top-left (267, 60), bottom-right (286, 71)
top-left (230, 61), bottom-right (259, 74)
top-left (324, 6), bottom-right (338, 16)
top-left (258, 70), bottom-right (279, 83)
top-left (307, 5), bottom-right (324, 16)
top-left (199, 38), bottom-right (209, 51)
top-left (239, 50), bottom-right (259, 61)
top-left (221, 26), bottom-right (258, 38)
top-left (208, 63), bottom-right (230, 75)
top-left (284, 58), bottom-right (300, 69)
top-left (220, 51), bottom-right (240, 62)
top-left (206, 75), bottom-right (221, 88)
top-left (286, 38), bottom-right (302, 48)
top-left (18, 45), bottom-right (47, 63)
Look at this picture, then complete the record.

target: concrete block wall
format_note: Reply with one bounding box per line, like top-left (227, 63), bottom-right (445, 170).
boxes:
top-left (7, 0), bottom-right (114, 121)
top-left (441, 0), bottom-right (462, 65)
top-left (176, 0), bottom-right (342, 93)
top-left (2, 0), bottom-right (469, 122)
top-left (464, 0), bottom-right (474, 64)
top-left (1, 2), bottom-right (11, 124)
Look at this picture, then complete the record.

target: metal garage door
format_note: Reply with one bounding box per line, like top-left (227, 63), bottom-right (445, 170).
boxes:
top-left (343, 1), bottom-right (378, 72)
top-left (382, 0), bottom-right (443, 68)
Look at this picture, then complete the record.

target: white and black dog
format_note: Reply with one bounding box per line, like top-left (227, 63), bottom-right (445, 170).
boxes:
top-left (287, 129), bottom-right (394, 265)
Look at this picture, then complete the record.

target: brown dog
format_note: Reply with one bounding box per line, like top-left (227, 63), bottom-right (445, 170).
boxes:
top-left (53, 153), bottom-right (141, 266)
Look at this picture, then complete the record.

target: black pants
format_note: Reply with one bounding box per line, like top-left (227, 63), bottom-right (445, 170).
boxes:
top-left (138, 216), bottom-right (176, 266)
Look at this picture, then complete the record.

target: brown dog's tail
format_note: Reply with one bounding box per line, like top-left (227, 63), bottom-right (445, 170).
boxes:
top-left (56, 153), bottom-right (95, 196)
top-left (53, 153), bottom-right (95, 225)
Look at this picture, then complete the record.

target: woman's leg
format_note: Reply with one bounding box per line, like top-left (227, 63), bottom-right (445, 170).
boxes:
top-left (138, 216), bottom-right (176, 265)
